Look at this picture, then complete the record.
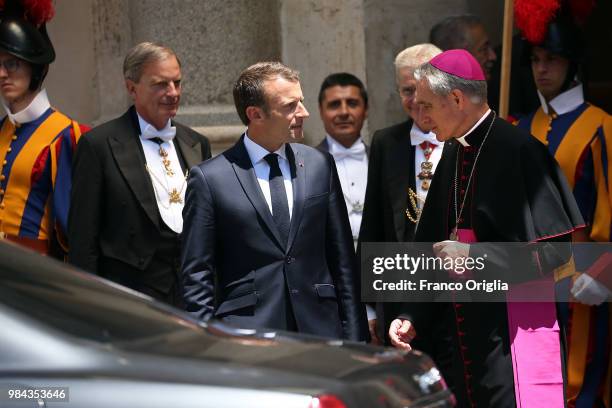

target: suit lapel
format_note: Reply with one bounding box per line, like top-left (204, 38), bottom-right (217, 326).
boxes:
top-left (388, 120), bottom-right (416, 242)
top-left (174, 125), bottom-right (202, 170)
top-left (108, 108), bottom-right (159, 228)
top-left (316, 138), bottom-right (329, 153)
top-left (227, 137), bottom-right (285, 250)
top-left (286, 145), bottom-right (304, 252)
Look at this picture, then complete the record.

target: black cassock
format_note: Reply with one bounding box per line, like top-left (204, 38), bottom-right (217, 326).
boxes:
top-left (401, 111), bottom-right (584, 408)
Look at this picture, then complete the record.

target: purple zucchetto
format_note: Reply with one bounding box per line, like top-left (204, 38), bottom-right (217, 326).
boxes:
top-left (429, 49), bottom-right (486, 81)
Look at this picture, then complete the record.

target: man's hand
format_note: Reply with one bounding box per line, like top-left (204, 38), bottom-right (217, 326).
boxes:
top-left (433, 240), bottom-right (470, 260)
top-left (571, 273), bottom-right (612, 306)
top-left (368, 319), bottom-right (382, 345)
top-left (433, 240), bottom-right (470, 275)
top-left (388, 318), bottom-right (416, 350)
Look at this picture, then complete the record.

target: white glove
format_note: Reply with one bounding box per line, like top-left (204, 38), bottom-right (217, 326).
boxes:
top-left (571, 273), bottom-right (612, 306)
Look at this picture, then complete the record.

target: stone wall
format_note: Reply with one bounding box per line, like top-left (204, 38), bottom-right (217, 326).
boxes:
top-left (43, 0), bottom-right (505, 152)
top-left (280, 0), bottom-right (367, 146)
top-left (363, 0), bottom-right (504, 138)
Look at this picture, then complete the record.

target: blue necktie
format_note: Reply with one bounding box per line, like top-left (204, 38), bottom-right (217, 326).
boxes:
top-left (264, 153), bottom-right (290, 246)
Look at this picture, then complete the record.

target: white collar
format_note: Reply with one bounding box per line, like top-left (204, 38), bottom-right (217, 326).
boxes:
top-left (325, 134), bottom-right (364, 152)
top-left (137, 112), bottom-right (173, 136)
top-left (243, 131), bottom-right (287, 165)
top-left (409, 123), bottom-right (439, 146)
top-left (456, 109), bottom-right (491, 147)
top-left (4, 89), bottom-right (51, 124)
top-left (537, 83), bottom-right (584, 115)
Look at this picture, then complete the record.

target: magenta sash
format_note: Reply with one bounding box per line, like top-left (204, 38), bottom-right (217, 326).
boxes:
top-left (456, 229), bottom-right (564, 407)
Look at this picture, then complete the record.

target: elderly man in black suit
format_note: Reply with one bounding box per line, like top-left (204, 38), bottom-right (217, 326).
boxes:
top-left (181, 62), bottom-right (368, 341)
top-left (69, 42), bottom-right (211, 307)
top-left (358, 43), bottom-right (441, 344)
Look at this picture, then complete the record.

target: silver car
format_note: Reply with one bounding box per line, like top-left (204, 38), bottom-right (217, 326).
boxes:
top-left (0, 242), bottom-right (453, 408)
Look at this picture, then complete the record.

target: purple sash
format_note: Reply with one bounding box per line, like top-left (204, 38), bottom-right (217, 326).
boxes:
top-left (456, 229), bottom-right (564, 407)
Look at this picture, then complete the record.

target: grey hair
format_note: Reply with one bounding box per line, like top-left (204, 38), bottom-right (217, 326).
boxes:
top-left (414, 62), bottom-right (487, 104)
top-left (429, 14), bottom-right (483, 51)
top-left (123, 42), bottom-right (180, 82)
top-left (394, 43), bottom-right (442, 81)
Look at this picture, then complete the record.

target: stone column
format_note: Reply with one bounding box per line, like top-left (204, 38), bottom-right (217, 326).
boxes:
top-left (280, 0), bottom-right (368, 146)
top-left (129, 0), bottom-right (282, 155)
top-left (45, 0), bottom-right (504, 151)
top-left (48, 1), bottom-right (282, 155)
top-left (363, 0), bottom-right (470, 137)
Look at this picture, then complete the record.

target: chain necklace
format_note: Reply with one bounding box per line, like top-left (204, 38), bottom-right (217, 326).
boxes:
top-left (450, 111), bottom-right (496, 241)
top-left (405, 188), bottom-right (425, 224)
top-left (145, 164), bottom-right (188, 209)
top-left (157, 145), bottom-right (175, 176)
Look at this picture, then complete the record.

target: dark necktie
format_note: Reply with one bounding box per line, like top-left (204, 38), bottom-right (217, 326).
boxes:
top-left (264, 153), bottom-right (290, 246)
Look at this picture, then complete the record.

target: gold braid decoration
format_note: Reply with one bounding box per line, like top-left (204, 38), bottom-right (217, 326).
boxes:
top-left (405, 188), bottom-right (425, 224)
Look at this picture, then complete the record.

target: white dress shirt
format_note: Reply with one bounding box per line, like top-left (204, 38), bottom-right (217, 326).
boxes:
top-left (4, 89), bottom-right (50, 124)
top-left (326, 135), bottom-right (368, 240)
top-left (243, 132), bottom-right (293, 219)
top-left (537, 83), bottom-right (584, 115)
top-left (138, 114), bottom-right (185, 233)
top-left (410, 124), bottom-right (442, 208)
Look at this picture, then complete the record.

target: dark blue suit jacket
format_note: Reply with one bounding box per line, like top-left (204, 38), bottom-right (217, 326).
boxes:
top-left (181, 136), bottom-right (368, 341)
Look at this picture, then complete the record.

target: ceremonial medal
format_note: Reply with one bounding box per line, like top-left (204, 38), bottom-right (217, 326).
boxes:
top-left (352, 201), bottom-right (364, 213)
top-left (418, 142), bottom-right (436, 191)
top-left (158, 146), bottom-right (175, 176)
top-left (420, 161), bottom-right (433, 172)
top-left (169, 188), bottom-right (183, 204)
top-left (145, 165), bottom-right (188, 208)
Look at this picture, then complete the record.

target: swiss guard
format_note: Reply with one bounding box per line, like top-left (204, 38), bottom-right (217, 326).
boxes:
top-left (0, 0), bottom-right (88, 256)
top-left (515, 0), bottom-right (612, 406)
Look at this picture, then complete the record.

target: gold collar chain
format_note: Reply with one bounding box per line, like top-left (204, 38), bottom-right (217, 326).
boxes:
top-left (145, 164), bottom-right (188, 208)
top-left (405, 187), bottom-right (425, 224)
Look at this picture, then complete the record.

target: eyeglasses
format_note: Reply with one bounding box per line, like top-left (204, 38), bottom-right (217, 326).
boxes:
top-left (0, 59), bottom-right (21, 73)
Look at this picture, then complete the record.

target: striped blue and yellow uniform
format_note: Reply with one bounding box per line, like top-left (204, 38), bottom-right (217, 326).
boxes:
top-left (518, 103), bottom-right (612, 408)
top-left (0, 107), bottom-right (84, 251)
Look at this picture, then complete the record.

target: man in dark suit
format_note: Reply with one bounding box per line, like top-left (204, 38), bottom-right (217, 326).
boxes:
top-left (69, 42), bottom-right (211, 307)
top-left (358, 44), bottom-right (442, 344)
top-left (315, 73), bottom-right (369, 247)
top-left (181, 62), bottom-right (368, 341)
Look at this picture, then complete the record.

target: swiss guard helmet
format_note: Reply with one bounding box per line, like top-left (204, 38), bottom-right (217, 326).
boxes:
top-left (0, 0), bottom-right (55, 90)
top-left (515, 0), bottom-right (595, 93)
